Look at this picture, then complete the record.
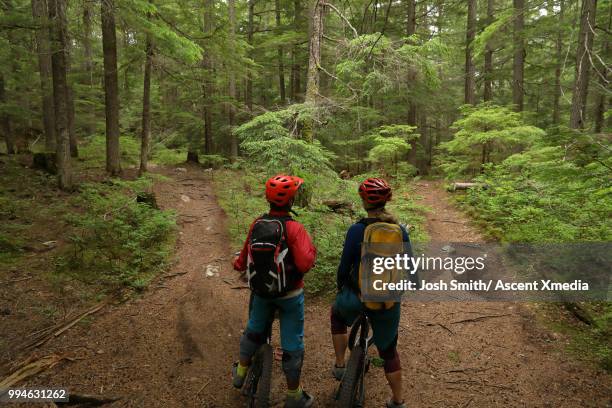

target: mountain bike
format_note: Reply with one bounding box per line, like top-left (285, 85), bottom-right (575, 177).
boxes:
top-left (335, 312), bottom-right (373, 408)
top-left (241, 294), bottom-right (275, 408)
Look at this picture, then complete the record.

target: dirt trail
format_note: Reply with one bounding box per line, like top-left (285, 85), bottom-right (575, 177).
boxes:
top-left (23, 171), bottom-right (610, 407)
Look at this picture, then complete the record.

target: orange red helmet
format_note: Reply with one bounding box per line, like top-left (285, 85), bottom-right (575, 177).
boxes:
top-left (265, 175), bottom-right (304, 207)
top-left (359, 178), bottom-right (392, 206)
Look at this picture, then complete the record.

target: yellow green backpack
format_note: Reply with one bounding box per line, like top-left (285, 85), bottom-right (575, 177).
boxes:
top-left (358, 220), bottom-right (404, 310)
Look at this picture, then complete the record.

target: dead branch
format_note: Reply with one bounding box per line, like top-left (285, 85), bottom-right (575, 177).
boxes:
top-left (0, 276), bottom-right (32, 285)
top-left (431, 219), bottom-right (466, 225)
top-left (444, 366), bottom-right (495, 374)
top-left (196, 379), bottom-right (211, 396)
top-left (425, 322), bottom-right (454, 335)
top-left (325, 2), bottom-right (359, 38)
top-left (450, 314), bottom-right (513, 324)
top-left (162, 271), bottom-right (189, 279)
top-left (0, 354), bottom-right (71, 391)
top-left (24, 301), bottom-right (109, 349)
top-left (462, 397), bottom-right (474, 408)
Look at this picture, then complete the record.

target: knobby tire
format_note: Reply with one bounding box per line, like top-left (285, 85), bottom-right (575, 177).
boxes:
top-left (336, 345), bottom-right (365, 408)
top-left (252, 344), bottom-right (273, 408)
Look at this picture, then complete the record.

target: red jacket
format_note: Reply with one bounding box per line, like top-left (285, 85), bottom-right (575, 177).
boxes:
top-left (233, 210), bottom-right (317, 289)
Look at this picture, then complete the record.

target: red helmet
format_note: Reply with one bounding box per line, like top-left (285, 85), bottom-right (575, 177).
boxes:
top-left (265, 175), bottom-right (304, 207)
top-left (359, 178), bottom-right (392, 206)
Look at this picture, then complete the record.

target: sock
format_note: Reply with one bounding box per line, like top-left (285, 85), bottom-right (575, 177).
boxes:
top-left (287, 386), bottom-right (303, 399)
top-left (237, 362), bottom-right (249, 377)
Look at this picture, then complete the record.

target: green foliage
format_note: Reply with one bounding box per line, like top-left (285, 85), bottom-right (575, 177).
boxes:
top-left (458, 129), bottom-right (611, 242)
top-left (235, 104), bottom-right (337, 175)
top-left (367, 125), bottom-right (419, 176)
top-left (369, 136), bottom-right (410, 164)
top-left (119, 0), bottom-right (203, 64)
top-left (438, 105), bottom-right (546, 179)
top-left (79, 134), bottom-right (194, 168)
top-left (0, 159), bottom-right (57, 267)
top-left (334, 34), bottom-right (445, 100)
top-left (59, 179), bottom-right (176, 290)
top-left (79, 135), bottom-right (141, 167)
top-left (542, 302), bottom-right (612, 372)
top-left (150, 146), bottom-right (186, 166)
top-left (199, 154), bottom-right (228, 168)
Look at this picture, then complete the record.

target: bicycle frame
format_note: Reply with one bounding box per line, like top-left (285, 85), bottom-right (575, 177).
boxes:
top-left (348, 313), bottom-right (373, 351)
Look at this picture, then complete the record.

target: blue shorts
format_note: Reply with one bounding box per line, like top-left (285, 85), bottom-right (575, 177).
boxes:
top-left (246, 292), bottom-right (305, 352)
top-left (331, 288), bottom-right (400, 351)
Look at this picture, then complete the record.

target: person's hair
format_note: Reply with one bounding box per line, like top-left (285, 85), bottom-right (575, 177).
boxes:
top-left (363, 201), bottom-right (398, 224)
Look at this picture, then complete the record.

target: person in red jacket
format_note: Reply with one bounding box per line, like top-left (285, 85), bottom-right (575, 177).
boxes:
top-left (232, 175), bottom-right (317, 408)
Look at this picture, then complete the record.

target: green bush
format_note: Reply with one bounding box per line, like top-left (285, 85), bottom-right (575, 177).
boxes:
top-left (151, 146), bottom-right (187, 166)
top-left (80, 134), bottom-right (194, 168)
top-left (234, 104), bottom-right (337, 175)
top-left (457, 131), bottom-right (611, 242)
top-left (79, 134), bottom-right (141, 167)
top-left (58, 178), bottom-right (176, 290)
top-left (438, 104), bottom-right (545, 179)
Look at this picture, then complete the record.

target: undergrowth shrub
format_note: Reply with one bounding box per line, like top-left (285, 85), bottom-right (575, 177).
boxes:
top-left (58, 178), bottom-right (176, 290)
top-left (80, 134), bottom-right (193, 168)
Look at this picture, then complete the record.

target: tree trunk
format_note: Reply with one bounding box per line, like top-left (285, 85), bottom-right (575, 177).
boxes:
top-left (101, 0), bottom-right (121, 175)
top-left (290, 0), bottom-right (303, 101)
top-left (139, 34), bottom-right (153, 175)
top-left (48, 0), bottom-right (72, 189)
top-left (305, 0), bottom-right (323, 106)
top-left (570, 0), bottom-right (598, 129)
top-left (593, 3), bottom-right (609, 133)
top-left (82, 0), bottom-right (95, 134)
top-left (32, 0), bottom-right (56, 152)
top-left (246, 0), bottom-right (254, 112)
top-left (483, 0), bottom-right (494, 102)
top-left (406, 0), bottom-right (418, 165)
top-left (121, 28), bottom-right (131, 99)
top-left (552, 0), bottom-right (564, 124)
top-left (0, 73), bottom-right (15, 154)
top-left (512, 0), bottom-right (525, 111)
top-left (65, 40), bottom-right (78, 157)
top-left (228, 0), bottom-right (238, 160)
top-left (275, 0), bottom-right (286, 104)
top-left (406, 0), bottom-right (415, 37)
top-left (202, 0), bottom-right (214, 154)
top-left (418, 114), bottom-right (428, 174)
top-left (464, 0), bottom-right (477, 105)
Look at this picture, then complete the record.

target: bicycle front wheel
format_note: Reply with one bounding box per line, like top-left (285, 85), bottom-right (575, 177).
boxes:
top-left (252, 344), bottom-right (273, 408)
top-left (335, 345), bottom-right (365, 408)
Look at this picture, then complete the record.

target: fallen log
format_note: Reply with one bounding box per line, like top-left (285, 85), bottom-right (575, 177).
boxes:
top-left (322, 200), bottom-right (353, 213)
top-left (448, 182), bottom-right (488, 192)
top-left (563, 302), bottom-right (594, 325)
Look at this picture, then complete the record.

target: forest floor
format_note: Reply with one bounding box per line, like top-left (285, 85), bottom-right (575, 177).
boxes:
top-left (5, 165), bottom-right (612, 407)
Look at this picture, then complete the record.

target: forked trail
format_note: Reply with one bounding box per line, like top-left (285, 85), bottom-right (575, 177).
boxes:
top-left (26, 170), bottom-right (610, 407)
